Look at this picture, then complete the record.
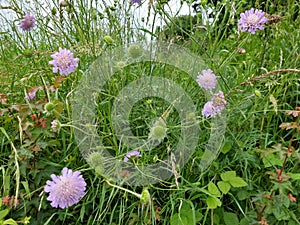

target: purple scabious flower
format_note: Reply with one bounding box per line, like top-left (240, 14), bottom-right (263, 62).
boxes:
top-left (20, 13), bottom-right (35, 31)
top-left (202, 101), bottom-right (216, 118)
top-left (124, 150), bottom-right (141, 162)
top-left (51, 120), bottom-right (60, 132)
top-left (131, 0), bottom-right (141, 4)
top-left (49, 48), bottom-right (79, 76)
top-left (202, 91), bottom-right (227, 118)
top-left (238, 8), bottom-right (268, 34)
top-left (44, 168), bottom-right (86, 209)
top-left (197, 69), bottom-right (217, 90)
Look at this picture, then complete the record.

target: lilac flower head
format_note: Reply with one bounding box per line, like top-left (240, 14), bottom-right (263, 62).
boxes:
top-left (44, 168), bottom-right (86, 209)
top-left (202, 101), bottom-right (216, 118)
top-left (49, 48), bottom-right (79, 76)
top-left (25, 90), bottom-right (36, 101)
top-left (202, 91), bottom-right (227, 118)
top-left (131, 0), bottom-right (141, 4)
top-left (51, 120), bottom-right (60, 132)
top-left (20, 13), bottom-right (36, 31)
top-left (197, 69), bottom-right (217, 90)
top-left (238, 8), bottom-right (268, 34)
top-left (124, 150), bottom-right (141, 162)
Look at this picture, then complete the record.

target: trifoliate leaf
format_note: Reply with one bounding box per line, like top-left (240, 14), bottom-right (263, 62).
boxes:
top-left (217, 181), bottom-right (231, 194)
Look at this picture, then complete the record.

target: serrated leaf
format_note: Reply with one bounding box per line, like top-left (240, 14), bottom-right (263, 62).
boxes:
top-left (220, 171), bottom-right (236, 182)
top-left (262, 153), bottom-right (283, 168)
top-left (206, 196), bottom-right (221, 209)
top-left (223, 212), bottom-right (239, 225)
top-left (208, 181), bottom-right (221, 197)
top-left (229, 177), bottom-right (247, 187)
top-left (217, 181), bottom-right (231, 194)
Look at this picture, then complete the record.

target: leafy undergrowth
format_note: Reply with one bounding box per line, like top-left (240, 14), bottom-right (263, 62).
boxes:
top-left (0, 0), bottom-right (299, 224)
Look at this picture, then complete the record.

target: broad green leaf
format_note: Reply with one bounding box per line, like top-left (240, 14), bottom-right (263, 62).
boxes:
top-left (287, 173), bottom-right (300, 180)
top-left (262, 153), bottom-right (283, 168)
top-left (208, 181), bottom-right (221, 197)
top-left (272, 205), bottom-right (290, 221)
top-left (237, 190), bottom-right (249, 200)
top-left (229, 177), bottom-right (247, 188)
top-left (3, 219), bottom-right (17, 225)
top-left (223, 212), bottom-right (239, 225)
top-left (288, 220), bottom-right (297, 225)
top-left (221, 142), bottom-right (232, 154)
top-left (180, 202), bottom-right (195, 224)
top-left (0, 209), bottom-right (9, 221)
top-left (240, 217), bottom-right (250, 225)
top-left (170, 213), bottom-right (189, 225)
top-left (217, 181), bottom-right (231, 194)
top-left (194, 211), bottom-right (203, 222)
top-left (206, 196), bottom-right (221, 209)
top-left (220, 171), bottom-right (236, 182)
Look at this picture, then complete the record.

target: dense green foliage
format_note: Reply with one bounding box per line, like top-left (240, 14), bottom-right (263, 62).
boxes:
top-left (0, 0), bottom-right (299, 224)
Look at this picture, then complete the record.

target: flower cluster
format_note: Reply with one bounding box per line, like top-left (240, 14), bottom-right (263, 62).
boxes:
top-left (49, 48), bottom-right (79, 76)
top-left (124, 150), bottom-right (141, 162)
top-left (131, 0), bottom-right (141, 4)
top-left (19, 13), bottom-right (79, 76)
top-left (51, 120), bottom-right (60, 132)
top-left (202, 91), bottom-right (227, 118)
top-left (197, 69), bottom-right (217, 90)
top-left (197, 69), bottom-right (227, 117)
top-left (238, 8), bottom-right (268, 34)
top-left (44, 168), bottom-right (86, 209)
top-left (20, 13), bottom-right (35, 31)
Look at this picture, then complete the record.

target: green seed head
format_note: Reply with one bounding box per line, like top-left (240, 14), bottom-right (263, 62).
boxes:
top-left (103, 36), bottom-right (114, 45)
top-left (23, 49), bottom-right (34, 58)
top-left (128, 45), bottom-right (143, 58)
top-left (87, 152), bottom-right (104, 168)
top-left (44, 102), bottom-right (55, 112)
top-left (149, 119), bottom-right (167, 140)
top-left (140, 188), bottom-right (150, 204)
top-left (116, 61), bottom-right (126, 68)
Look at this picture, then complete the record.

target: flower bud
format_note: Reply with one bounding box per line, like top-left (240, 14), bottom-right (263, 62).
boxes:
top-left (140, 188), bottom-right (150, 204)
top-left (103, 36), bottom-right (114, 45)
top-left (44, 102), bottom-right (55, 113)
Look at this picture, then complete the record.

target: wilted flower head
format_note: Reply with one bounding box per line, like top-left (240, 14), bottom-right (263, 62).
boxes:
top-left (49, 48), bottom-right (79, 76)
top-left (197, 69), bottom-right (217, 90)
top-left (238, 8), bottom-right (268, 34)
top-left (25, 90), bottom-right (36, 101)
top-left (211, 91), bottom-right (227, 112)
top-left (124, 150), bottom-right (141, 162)
top-left (20, 13), bottom-right (35, 31)
top-left (44, 168), bottom-right (86, 209)
top-left (202, 91), bottom-right (227, 118)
